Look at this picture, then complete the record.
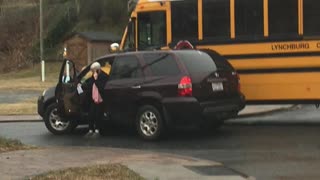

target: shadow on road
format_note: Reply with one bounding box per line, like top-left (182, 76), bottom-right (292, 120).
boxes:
top-left (40, 124), bottom-right (247, 151)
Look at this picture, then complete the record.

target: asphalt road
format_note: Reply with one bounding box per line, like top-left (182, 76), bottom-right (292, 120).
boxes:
top-left (1, 105), bottom-right (320, 180)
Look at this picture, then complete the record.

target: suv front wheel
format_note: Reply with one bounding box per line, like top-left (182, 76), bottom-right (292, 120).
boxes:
top-left (44, 103), bottom-right (77, 135)
top-left (136, 105), bottom-right (165, 141)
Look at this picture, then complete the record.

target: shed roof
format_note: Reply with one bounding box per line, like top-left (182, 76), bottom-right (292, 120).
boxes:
top-left (76, 31), bottom-right (121, 42)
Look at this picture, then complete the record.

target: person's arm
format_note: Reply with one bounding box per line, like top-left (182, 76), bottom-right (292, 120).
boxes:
top-left (81, 77), bottom-right (94, 91)
top-left (95, 73), bottom-right (109, 93)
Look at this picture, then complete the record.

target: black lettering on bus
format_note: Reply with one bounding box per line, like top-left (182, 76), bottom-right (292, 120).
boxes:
top-left (272, 43), bottom-right (310, 51)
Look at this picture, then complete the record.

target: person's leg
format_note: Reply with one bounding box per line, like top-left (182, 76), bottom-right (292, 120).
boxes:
top-left (94, 104), bottom-right (103, 133)
top-left (92, 103), bottom-right (99, 132)
top-left (88, 103), bottom-right (95, 132)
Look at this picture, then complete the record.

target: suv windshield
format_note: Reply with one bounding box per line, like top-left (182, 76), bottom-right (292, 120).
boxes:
top-left (177, 51), bottom-right (217, 80)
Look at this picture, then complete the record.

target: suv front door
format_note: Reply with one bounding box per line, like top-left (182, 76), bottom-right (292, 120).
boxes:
top-left (55, 59), bottom-right (80, 117)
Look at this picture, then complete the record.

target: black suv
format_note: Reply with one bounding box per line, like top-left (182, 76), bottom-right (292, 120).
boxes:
top-left (38, 50), bottom-right (245, 140)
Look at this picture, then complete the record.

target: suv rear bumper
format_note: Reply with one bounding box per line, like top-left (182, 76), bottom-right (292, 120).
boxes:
top-left (162, 94), bottom-right (245, 125)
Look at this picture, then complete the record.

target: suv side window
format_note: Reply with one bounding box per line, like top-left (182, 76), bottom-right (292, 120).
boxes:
top-left (80, 57), bottom-right (115, 83)
top-left (143, 53), bottom-right (180, 76)
top-left (110, 55), bottom-right (143, 80)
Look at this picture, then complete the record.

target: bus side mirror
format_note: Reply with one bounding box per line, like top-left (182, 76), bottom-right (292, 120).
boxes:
top-left (110, 43), bottom-right (120, 53)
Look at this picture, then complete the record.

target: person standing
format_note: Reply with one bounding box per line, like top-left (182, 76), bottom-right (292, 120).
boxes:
top-left (82, 62), bottom-right (109, 136)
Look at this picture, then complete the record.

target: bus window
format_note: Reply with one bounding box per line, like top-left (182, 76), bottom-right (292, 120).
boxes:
top-left (137, 11), bottom-right (166, 50)
top-left (235, 0), bottom-right (263, 40)
top-left (203, 0), bottom-right (230, 40)
top-left (171, 0), bottom-right (198, 42)
top-left (304, 0), bottom-right (320, 36)
top-left (268, 0), bottom-right (298, 38)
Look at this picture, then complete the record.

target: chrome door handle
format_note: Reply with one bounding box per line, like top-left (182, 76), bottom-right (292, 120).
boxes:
top-left (131, 85), bottom-right (141, 89)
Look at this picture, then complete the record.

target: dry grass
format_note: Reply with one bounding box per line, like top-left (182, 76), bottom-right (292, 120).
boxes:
top-left (29, 164), bottom-right (145, 180)
top-left (0, 62), bottom-right (60, 91)
top-left (0, 62), bottom-right (61, 115)
top-left (0, 98), bottom-right (38, 115)
top-left (0, 77), bottom-right (57, 91)
top-left (0, 136), bottom-right (34, 153)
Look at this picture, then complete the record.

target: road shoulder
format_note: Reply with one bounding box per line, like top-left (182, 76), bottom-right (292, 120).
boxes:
top-left (0, 147), bottom-right (252, 180)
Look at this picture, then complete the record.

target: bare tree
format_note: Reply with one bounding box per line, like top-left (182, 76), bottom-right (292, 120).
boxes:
top-left (0, 0), bottom-right (3, 16)
top-left (0, 0), bottom-right (39, 72)
top-left (81, 0), bottom-right (104, 24)
top-left (106, 0), bottom-right (127, 25)
top-left (75, 0), bottom-right (81, 16)
top-left (0, 0), bottom-right (9, 17)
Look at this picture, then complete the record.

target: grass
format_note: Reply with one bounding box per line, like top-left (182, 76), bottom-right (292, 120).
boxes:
top-left (0, 62), bottom-right (60, 91)
top-left (0, 98), bottom-right (38, 115)
top-left (29, 164), bottom-right (145, 180)
top-left (0, 136), bottom-right (34, 153)
top-left (0, 62), bottom-right (61, 115)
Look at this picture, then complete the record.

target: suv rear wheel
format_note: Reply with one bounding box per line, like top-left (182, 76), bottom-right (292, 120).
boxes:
top-left (44, 103), bottom-right (77, 135)
top-left (136, 105), bottom-right (165, 141)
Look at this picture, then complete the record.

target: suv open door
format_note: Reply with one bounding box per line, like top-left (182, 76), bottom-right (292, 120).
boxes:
top-left (55, 59), bottom-right (80, 117)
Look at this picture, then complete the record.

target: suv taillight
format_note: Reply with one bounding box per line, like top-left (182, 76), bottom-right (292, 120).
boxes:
top-left (178, 76), bottom-right (192, 97)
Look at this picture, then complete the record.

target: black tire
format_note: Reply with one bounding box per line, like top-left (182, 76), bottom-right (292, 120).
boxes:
top-left (44, 103), bottom-right (77, 135)
top-left (136, 105), bottom-right (165, 141)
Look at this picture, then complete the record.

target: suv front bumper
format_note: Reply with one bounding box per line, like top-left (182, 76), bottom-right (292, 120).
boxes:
top-left (37, 95), bottom-right (45, 117)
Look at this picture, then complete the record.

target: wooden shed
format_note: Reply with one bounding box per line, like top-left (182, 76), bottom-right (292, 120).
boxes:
top-left (63, 32), bottom-right (121, 70)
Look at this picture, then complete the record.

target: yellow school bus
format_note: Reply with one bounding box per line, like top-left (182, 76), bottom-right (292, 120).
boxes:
top-left (120, 0), bottom-right (320, 104)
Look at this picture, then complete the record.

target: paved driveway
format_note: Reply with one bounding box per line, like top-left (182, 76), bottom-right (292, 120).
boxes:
top-left (0, 105), bottom-right (320, 180)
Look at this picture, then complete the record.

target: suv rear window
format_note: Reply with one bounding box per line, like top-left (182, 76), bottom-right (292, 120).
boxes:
top-left (200, 49), bottom-right (234, 71)
top-left (176, 51), bottom-right (217, 78)
top-left (143, 53), bottom-right (180, 76)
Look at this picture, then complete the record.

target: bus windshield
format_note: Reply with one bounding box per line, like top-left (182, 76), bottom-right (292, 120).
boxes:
top-left (137, 11), bottom-right (166, 50)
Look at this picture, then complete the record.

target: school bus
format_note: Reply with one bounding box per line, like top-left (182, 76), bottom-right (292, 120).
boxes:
top-left (120, 0), bottom-right (320, 104)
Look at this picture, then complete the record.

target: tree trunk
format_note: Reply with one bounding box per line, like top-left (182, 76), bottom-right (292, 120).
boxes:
top-left (0, 0), bottom-right (5, 17)
top-left (75, 0), bottom-right (81, 15)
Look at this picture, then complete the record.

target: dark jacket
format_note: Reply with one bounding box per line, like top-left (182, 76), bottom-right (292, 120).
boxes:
top-left (82, 71), bottom-right (109, 104)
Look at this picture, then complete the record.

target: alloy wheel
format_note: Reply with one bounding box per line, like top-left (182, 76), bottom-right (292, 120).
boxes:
top-left (49, 108), bottom-right (70, 131)
top-left (139, 111), bottom-right (159, 137)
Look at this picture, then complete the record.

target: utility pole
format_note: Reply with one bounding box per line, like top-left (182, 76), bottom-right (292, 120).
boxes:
top-left (40, 0), bottom-right (45, 82)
